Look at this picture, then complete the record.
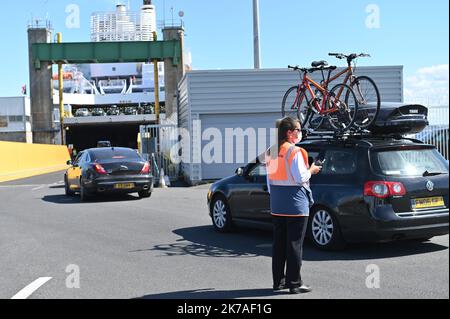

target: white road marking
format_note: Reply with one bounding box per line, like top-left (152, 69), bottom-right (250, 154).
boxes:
top-left (11, 277), bottom-right (52, 299)
top-left (32, 185), bottom-right (46, 191)
top-left (0, 185), bottom-right (43, 188)
top-left (0, 181), bottom-right (64, 190)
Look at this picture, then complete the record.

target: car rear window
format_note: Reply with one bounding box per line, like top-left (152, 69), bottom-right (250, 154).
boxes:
top-left (371, 148), bottom-right (449, 176)
top-left (90, 149), bottom-right (142, 162)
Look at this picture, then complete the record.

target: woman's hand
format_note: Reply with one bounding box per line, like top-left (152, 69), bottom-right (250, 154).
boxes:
top-left (310, 163), bottom-right (322, 175)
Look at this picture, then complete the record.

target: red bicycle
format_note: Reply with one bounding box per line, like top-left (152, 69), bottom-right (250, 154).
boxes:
top-left (282, 65), bottom-right (359, 132)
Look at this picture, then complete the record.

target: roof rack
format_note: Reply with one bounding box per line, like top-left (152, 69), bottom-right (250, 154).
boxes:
top-left (303, 128), bottom-right (424, 144)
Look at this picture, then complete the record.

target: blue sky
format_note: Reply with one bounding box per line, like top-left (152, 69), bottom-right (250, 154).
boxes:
top-left (0, 0), bottom-right (448, 104)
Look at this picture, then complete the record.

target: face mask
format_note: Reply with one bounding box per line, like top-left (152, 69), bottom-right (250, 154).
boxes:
top-left (294, 132), bottom-right (302, 144)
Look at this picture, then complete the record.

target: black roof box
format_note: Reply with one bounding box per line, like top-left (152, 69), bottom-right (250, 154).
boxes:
top-left (369, 103), bottom-right (428, 135)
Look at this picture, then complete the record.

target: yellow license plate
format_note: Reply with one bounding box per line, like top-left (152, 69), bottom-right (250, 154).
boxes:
top-left (114, 183), bottom-right (135, 190)
top-left (412, 196), bottom-right (445, 209)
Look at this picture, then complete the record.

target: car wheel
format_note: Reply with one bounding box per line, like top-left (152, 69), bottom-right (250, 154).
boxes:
top-left (64, 175), bottom-right (75, 196)
top-left (138, 190), bottom-right (152, 198)
top-left (211, 196), bottom-right (233, 233)
top-left (309, 207), bottom-right (346, 250)
top-left (80, 180), bottom-right (90, 202)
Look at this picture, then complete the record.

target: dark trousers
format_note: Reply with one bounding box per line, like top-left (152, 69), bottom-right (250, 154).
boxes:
top-left (272, 216), bottom-right (309, 288)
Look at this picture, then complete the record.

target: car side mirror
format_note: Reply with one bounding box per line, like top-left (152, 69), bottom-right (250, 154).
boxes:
top-left (235, 167), bottom-right (245, 176)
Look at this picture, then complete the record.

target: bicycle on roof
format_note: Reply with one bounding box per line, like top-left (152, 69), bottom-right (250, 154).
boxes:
top-left (281, 65), bottom-right (359, 132)
top-left (324, 52), bottom-right (381, 129)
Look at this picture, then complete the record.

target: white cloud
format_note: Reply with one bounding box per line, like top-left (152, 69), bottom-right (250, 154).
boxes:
top-left (404, 64), bottom-right (449, 106)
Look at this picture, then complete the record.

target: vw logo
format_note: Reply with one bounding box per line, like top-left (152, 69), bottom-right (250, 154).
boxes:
top-left (426, 181), bottom-right (434, 192)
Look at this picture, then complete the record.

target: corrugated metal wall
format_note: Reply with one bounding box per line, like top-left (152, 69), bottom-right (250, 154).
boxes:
top-left (186, 67), bottom-right (403, 114)
top-left (178, 67), bottom-right (403, 184)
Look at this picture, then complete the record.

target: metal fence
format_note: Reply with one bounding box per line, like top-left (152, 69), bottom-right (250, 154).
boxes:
top-left (140, 124), bottom-right (180, 182)
top-left (414, 106), bottom-right (449, 160)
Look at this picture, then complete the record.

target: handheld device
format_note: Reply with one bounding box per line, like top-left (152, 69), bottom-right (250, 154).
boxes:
top-left (314, 159), bottom-right (326, 166)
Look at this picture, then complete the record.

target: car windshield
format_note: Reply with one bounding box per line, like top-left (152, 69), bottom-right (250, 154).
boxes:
top-left (90, 149), bottom-right (142, 162)
top-left (372, 148), bottom-right (449, 176)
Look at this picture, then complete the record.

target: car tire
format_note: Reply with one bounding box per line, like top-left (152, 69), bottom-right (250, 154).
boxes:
top-left (80, 180), bottom-right (91, 202)
top-left (64, 175), bottom-right (75, 196)
top-left (138, 190), bottom-right (152, 198)
top-left (211, 195), bottom-right (234, 233)
top-left (308, 207), bottom-right (346, 251)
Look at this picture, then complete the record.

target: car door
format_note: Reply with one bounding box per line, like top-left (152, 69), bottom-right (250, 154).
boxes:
top-left (68, 152), bottom-right (85, 189)
top-left (309, 147), bottom-right (361, 213)
top-left (240, 162), bottom-right (271, 222)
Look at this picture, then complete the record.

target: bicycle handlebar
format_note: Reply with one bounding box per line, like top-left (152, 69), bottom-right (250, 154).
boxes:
top-left (328, 52), bottom-right (371, 60)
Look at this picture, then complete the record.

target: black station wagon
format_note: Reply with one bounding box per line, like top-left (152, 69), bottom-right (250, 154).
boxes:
top-left (207, 134), bottom-right (449, 250)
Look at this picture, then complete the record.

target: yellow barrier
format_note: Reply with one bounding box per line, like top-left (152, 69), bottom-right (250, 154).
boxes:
top-left (0, 141), bottom-right (70, 183)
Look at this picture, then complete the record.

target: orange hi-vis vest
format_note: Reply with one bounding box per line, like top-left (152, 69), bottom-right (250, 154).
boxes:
top-left (267, 142), bottom-right (309, 186)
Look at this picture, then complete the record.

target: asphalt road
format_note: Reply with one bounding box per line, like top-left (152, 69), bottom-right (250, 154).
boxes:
top-left (0, 171), bottom-right (448, 299)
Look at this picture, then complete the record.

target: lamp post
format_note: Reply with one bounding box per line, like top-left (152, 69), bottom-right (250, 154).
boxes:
top-left (152, 31), bottom-right (160, 125)
top-left (253, 0), bottom-right (261, 69)
top-left (57, 32), bottom-right (65, 144)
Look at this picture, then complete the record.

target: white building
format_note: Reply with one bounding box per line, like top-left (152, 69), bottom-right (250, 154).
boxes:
top-left (54, 0), bottom-right (165, 112)
top-left (91, 1), bottom-right (156, 42)
top-left (0, 97), bottom-right (32, 143)
top-left (178, 67), bottom-right (404, 185)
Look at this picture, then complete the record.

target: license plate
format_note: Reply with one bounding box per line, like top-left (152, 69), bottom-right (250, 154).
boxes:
top-left (412, 196), bottom-right (445, 210)
top-left (114, 183), bottom-right (135, 190)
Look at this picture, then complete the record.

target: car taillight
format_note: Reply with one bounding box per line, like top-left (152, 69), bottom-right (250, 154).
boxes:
top-left (141, 161), bottom-right (150, 174)
top-left (94, 164), bottom-right (108, 175)
top-left (364, 181), bottom-right (406, 198)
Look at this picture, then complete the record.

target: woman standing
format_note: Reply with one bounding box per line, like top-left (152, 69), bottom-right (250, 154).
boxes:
top-left (266, 117), bottom-right (322, 294)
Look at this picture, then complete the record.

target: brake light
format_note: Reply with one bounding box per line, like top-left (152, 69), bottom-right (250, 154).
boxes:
top-left (141, 161), bottom-right (150, 174)
top-left (364, 181), bottom-right (406, 198)
top-left (94, 164), bottom-right (108, 175)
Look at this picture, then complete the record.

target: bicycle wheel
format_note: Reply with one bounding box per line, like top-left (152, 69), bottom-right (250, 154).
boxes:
top-left (326, 83), bottom-right (358, 132)
top-left (300, 95), bottom-right (325, 130)
top-left (282, 86), bottom-right (308, 123)
top-left (306, 108), bottom-right (325, 130)
top-left (348, 76), bottom-right (380, 128)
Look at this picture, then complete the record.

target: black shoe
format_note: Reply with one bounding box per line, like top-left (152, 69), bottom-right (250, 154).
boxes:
top-left (289, 284), bottom-right (312, 294)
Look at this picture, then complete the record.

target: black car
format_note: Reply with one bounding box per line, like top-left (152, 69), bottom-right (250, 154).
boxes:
top-left (207, 135), bottom-right (449, 250)
top-left (65, 147), bottom-right (153, 201)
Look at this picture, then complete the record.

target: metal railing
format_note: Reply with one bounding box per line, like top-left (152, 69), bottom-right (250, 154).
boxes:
top-left (414, 106), bottom-right (449, 160)
top-left (140, 124), bottom-right (179, 182)
top-left (415, 125), bottom-right (449, 160)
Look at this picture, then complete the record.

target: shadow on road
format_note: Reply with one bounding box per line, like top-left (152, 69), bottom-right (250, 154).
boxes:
top-left (137, 225), bottom-right (448, 261)
top-left (136, 288), bottom-right (282, 299)
top-left (49, 185), bottom-right (65, 189)
top-left (42, 194), bottom-right (142, 204)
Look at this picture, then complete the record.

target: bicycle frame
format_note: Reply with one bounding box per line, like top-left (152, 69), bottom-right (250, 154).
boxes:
top-left (296, 73), bottom-right (339, 115)
top-left (322, 65), bottom-right (358, 101)
top-left (329, 66), bottom-right (350, 83)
